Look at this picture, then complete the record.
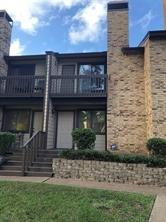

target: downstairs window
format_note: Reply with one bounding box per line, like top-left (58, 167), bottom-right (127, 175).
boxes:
top-left (78, 111), bottom-right (105, 134)
top-left (3, 110), bottom-right (31, 133)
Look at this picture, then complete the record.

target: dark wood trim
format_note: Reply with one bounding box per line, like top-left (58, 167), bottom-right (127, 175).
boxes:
top-left (72, 110), bottom-right (76, 149)
top-left (122, 47), bottom-right (144, 55)
top-left (5, 55), bottom-right (46, 62)
top-left (30, 110), bottom-right (34, 137)
top-left (56, 51), bottom-right (107, 59)
top-left (54, 111), bottom-right (58, 149)
top-left (105, 106), bottom-right (107, 151)
top-left (139, 30), bottom-right (166, 46)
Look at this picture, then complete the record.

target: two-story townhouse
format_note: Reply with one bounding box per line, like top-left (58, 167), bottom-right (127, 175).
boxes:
top-left (0, 1), bottom-right (165, 176)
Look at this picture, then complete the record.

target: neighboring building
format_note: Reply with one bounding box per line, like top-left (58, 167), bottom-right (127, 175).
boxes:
top-left (0, 1), bottom-right (165, 155)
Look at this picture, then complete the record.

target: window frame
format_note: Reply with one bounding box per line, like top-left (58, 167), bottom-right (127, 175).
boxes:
top-left (78, 63), bottom-right (106, 76)
top-left (77, 110), bottom-right (106, 135)
top-left (2, 109), bottom-right (31, 133)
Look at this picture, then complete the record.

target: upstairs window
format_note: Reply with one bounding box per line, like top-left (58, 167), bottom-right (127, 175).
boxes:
top-left (79, 64), bottom-right (105, 93)
top-left (79, 64), bottom-right (104, 75)
top-left (8, 64), bottom-right (35, 76)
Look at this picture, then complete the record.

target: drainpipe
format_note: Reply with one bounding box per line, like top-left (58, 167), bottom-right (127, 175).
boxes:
top-left (43, 52), bottom-right (52, 135)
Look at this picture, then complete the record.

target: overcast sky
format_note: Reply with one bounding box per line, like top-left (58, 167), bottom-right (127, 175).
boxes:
top-left (0, 0), bottom-right (164, 55)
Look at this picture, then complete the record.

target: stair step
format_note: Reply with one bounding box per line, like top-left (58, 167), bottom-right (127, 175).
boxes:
top-left (36, 158), bottom-right (53, 162)
top-left (8, 156), bottom-right (23, 161)
top-left (28, 166), bottom-right (52, 172)
top-left (38, 149), bottom-right (60, 154)
top-left (0, 170), bottom-right (22, 176)
top-left (32, 162), bottom-right (52, 167)
top-left (25, 171), bottom-right (53, 177)
top-left (7, 160), bottom-right (22, 166)
top-left (0, 165), bottom-right (22, 171)
top-left (37, 154), bottom-right (58, 158)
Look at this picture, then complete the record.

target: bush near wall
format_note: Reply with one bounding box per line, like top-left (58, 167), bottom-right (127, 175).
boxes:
top-left (0, 133), bottom-right (16, 155)
top-left (72, 128), bottom-right (96, 150)
top-left (147, 138), bottom-right (166, 156)
top-left (60, 149), bottom-right (166, 168)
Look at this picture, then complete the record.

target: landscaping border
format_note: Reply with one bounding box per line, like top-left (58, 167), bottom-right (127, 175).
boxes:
top-left (53, 158), bottom-right (166, 186)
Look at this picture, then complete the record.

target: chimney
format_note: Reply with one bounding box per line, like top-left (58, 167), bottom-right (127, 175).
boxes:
top-left (0, 10), bottom-right (13, 76)
top-left (163, 0), bottom-right (166, 28)
top-left (107, 1), bottom-right (130, 150)
top-left (107, 1), bottom-right (129, 49)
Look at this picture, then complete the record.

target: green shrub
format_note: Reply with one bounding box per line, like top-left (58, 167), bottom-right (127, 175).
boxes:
top-left (147, 138), bottom-right (166, 156)
top-left (60, 149), bottom-right (166, 168)
top-left (72, 128), bottom-right (96, 150)
top-left (0, 133), bottom-right (16, 155)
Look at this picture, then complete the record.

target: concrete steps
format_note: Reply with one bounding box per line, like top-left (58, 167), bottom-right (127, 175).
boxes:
top-left (0, 149), bottom-right (62, 177)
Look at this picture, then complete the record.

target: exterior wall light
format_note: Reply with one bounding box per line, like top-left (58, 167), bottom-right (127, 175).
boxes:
top-left (110, 144), bottom-right (117, 151)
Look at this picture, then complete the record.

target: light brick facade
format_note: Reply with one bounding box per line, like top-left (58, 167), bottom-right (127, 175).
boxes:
top-left (107, 2), bottom-right (166, 153)
top-left (0, 11), bottom-right (12, 76)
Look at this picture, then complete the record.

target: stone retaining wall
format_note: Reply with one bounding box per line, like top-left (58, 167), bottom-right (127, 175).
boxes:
top-left (53, 159), bottom-right (166, 186)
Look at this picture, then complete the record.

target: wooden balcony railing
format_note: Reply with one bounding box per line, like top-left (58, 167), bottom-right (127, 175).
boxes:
top-left (50, 74), bottom-right (107, 97)
top-left (0, 75), bottom-right (45, 97)
top-left (0, 74), bottom-right (107, 98)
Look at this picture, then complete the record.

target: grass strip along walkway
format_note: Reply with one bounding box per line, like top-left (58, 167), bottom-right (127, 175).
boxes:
top-left (0, 181), bottom-right (154, 222)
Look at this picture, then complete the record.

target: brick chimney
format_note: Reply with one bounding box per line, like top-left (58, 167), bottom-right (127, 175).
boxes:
top-left (0, 10), bottom-right (13, 76)
top-left (107, 1), bottom-right (147, 153)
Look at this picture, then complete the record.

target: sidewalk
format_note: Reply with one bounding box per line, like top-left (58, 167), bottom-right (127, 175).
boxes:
top-left (0, 176), bottom-right (165, 222)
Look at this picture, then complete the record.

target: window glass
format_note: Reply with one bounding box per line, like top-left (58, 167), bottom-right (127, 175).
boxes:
top-left (92, 111), bottom-right (105, 134)
top-left (79, 64), bottom-right (105, 93)
top-left (4, 110), bottom-right (30, 132)
top-left (79, 111), bottom-right (91, 129)
top-left (91, 65), bottom-right (104, 75)
top-left (78, 111), bottom-right (105, 134)
top-left (79, 65), bottom-right (91, 75)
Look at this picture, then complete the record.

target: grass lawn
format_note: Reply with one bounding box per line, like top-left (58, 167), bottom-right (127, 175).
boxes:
top-left (0, 181), bottom-right (154, 222)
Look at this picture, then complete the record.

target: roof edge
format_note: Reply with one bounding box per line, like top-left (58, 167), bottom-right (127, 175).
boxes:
top-left (139, 30), bottom-right (166, 46)
top-left (122, 47), bottom-right (144, 55)
top-left (108, 1), bottom-right (128, 11)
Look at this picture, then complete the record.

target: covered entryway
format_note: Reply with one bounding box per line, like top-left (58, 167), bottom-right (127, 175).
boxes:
top-left (56, 112), bottom-right (74, 149)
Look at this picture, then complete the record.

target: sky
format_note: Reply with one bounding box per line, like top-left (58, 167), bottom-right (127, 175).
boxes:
top-left (0, 0), bottom-right (164, 55)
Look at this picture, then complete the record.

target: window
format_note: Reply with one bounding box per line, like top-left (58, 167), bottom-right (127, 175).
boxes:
top-left (78, 111), bottom-right (105, 134)
top-left (3, 110), bottom-right (31, 133)
top-left (8, 64), bottom-right (35, 76)
top-left (92, 111), bottom-right (105, 134)
top-left (79, 64), bottom-right (105, 93)
top-left (79, 111), bottom-right (91, 129)
top-left (79, 64), bottom-right (104, 75)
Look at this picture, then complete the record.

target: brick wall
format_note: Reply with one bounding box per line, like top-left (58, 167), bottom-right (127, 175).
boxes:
top-left (53, 159), bottom-right (166, 186)
top-left (145, 39), bottom-right (166, 138)
top-left (107, 6), bottom-right (147, 153)
top-left (0, 15), bottom-right (12, 76)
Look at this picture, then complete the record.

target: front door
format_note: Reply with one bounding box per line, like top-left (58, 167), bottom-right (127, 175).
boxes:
top-left (33, 111), bottom-right (43, 134)
top-left (56, 112), bottom-right (74, 149)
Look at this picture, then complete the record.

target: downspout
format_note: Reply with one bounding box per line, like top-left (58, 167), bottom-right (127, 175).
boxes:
top-left (43, 52), bottom-right (52, 147)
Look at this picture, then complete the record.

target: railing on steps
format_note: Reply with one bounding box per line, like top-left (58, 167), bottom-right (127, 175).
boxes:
top-left (22, 131), bottom-right (46, 176)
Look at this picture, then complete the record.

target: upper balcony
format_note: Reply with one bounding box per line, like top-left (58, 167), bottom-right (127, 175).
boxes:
top-left (0, 74), bottom-right (107, 98)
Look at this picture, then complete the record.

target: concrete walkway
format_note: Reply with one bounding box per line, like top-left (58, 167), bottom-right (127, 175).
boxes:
top-left (0, 176), bottom-right (166, 222)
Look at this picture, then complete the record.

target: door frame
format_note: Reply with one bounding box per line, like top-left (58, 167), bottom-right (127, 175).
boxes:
top-left (30, 110), bottom-right (43, 137)
top-left (55, 110), bottom-right (76, 149)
